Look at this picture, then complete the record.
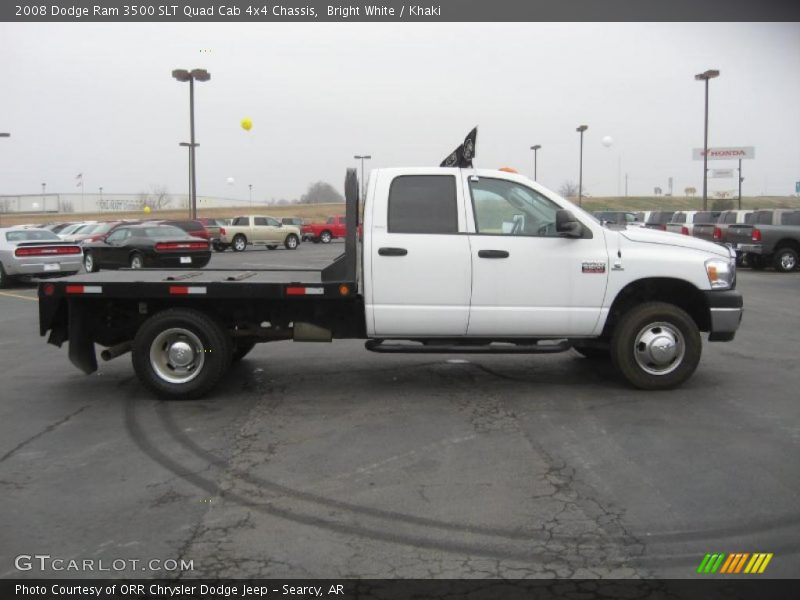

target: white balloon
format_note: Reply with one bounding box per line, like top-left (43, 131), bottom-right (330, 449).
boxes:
top-left (602, 136), bottom-right (614, 147)
top-left (226, 177), bottom-right (235, 185)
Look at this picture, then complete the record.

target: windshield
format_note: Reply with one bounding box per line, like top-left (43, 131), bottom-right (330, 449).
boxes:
top-left (6, 229), bottom-right (61, 242)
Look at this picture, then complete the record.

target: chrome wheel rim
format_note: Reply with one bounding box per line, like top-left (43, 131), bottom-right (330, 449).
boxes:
top-left (287, 236), bottom-right (297, 248)
top-left (149, 327), bottom-right (205, 384)
top-left (234, 237), bottom-right (245, 251)
top-left (84, 253), bottom-right (93, 271)
top-left (321, 232), bottom-right (331, 243)
top-left (780, 252), bottom-right (796, 271)
top-left (131, 255), bottom-right (142, 269)
top-left (633, 321), bottom-right (685, 376)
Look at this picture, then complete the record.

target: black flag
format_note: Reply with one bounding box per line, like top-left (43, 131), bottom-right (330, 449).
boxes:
top-left (440, 127), bottom-right (478, 168)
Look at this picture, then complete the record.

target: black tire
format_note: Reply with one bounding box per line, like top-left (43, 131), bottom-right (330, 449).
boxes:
top-left (284, 234), bottom-right (299, 250)
top-left (132, 308), bottom-right (232, 400)
top-left (734, 254), bottom-right (744, 268)
top-left (311, 239), bottom-right (321, 244)
top-left (232, 341), bottom-right (256, 362)
top-left (130, 252), bottom-right (144, 269)
top-left (84, 251), bottom-right (99, 273)
top-left (266, 245), bottom-right (278, 250)
top-left (610, 302), bottom-right (701, 390)
top-left (212, 242), bottom-right (226, 252)
top-left (773, 247), bottom-right (798, 273)
top-left (232, 234), bottom-right (247, 252)
top-left (0, 262), bottom-right (9, 288)
top-left (320, 230), bottom-right (332, 244)
top-left (573, 345), bottom-right (610, 360)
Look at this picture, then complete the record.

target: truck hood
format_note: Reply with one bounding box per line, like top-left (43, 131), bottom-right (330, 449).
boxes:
top-left (619, 226), bottom-right (730, 258)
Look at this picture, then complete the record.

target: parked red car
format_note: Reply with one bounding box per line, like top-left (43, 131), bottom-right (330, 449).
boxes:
top-left (301, 215), bottom-right (347, 244)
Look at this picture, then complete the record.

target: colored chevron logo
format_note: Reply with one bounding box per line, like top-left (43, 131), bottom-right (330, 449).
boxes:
top-left (697, 552), bottom-right (773, 574)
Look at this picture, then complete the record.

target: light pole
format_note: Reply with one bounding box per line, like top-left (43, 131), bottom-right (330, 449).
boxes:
top-left (530, 145), bottom-right (541, 181)
top-left (249, 184), bottom-right (253, 208)
top-left (173, 68), bottom-right (210, 219)
top-left (737, 158), bottom-right (743, 210)
top-left (179, 142), bottom-right (199, 217)
top-left (695, 69), bottom-right (720, 212)
top-left (576, 125), bottom-right (588, 207)
top-left (354, 155), bottom-right (371, 202)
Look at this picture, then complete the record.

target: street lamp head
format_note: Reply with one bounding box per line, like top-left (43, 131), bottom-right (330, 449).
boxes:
top-left (576, 125), bottom-right (588, 133)
top-left (354, 155), bottom-right (372, 160)
top-left (695, 69), bottom-right (720, 81)
top-left (172, 69), bottom-right (191, 82)
top-left (531, 145), bottom-right (541, 150)
top-left (190, 69), bottom-right (210, 81)
top-left (179, 142), bottom-right (199, 147)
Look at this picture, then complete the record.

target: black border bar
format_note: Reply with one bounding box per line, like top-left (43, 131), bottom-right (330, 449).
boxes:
top-left (3, 0), bottom-right (800, 22)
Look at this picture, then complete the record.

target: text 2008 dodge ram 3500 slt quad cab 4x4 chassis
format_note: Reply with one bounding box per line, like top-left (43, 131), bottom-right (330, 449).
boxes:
top-left (38, 168), bottom-right (742, 399)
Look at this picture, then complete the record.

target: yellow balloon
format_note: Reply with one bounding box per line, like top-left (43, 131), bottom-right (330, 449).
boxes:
top-left (241, 118), bottom-right (252, 131)
top-left (143, 206), bottom-right (151, 214)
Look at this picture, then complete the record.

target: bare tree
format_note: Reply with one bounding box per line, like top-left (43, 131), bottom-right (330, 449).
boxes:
top-left (137, 185), bottom-right (172, 211)
top-left (300, 181), bottom-right (344, 204)
top-left (558, 181), bottom-right (579, 198)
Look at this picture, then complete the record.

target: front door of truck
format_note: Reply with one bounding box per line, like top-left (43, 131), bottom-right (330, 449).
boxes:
top-left (367, 171), bottom-right (472, 336)
top-left (464, 174), bottom-right (608, 336)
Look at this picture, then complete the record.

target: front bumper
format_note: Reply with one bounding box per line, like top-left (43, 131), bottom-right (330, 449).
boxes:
top-left (704, 290), bottom-right (743, 342)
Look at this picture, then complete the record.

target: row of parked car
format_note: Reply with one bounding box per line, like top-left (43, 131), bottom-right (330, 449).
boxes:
top-left (593, 209), bottom-right (800, 272)
top-left (0, 213), bottom-right (350, 286)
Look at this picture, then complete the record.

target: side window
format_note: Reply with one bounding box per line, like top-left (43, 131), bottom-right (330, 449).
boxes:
top-left (782, 212), bottom-right (800, 226)
top-left (253, 217), bottom-right (268, 226)
top-left (744, 213), bottom-right (756, 224)
top-left (107, 228), bottom-right (128, 242)
top-left (232, 217), bottom-right (249, 226)
top-left (469, 177), bottom-right (560, 237)
top-left (387, 175), bottom-right (458, 234)
top-left (266, 218), bottom-right (280, 227)
top-left (326, 217), bottom-right (336, 224)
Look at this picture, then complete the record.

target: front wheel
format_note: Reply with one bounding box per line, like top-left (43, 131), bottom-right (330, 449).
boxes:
top-left (130, 252), bottom-right (144, 269)
top-left (0, 263), bottom-right (10, 288)
top-left (232, 235), bottom-right (247, 252)
top-left (132, 308), bottom-right (233, 399)
top-left (773, 247), bottom-right (798, 272)
top-left (284, 234), bottom-right (299, 250)
top-left (320, 230), bottom-right (332, 244)
top-left (610, 302), bottom-right (701, 390)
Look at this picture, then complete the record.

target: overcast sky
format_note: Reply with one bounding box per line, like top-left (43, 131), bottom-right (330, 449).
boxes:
top-left (1, 22), bottom-right (798, 201)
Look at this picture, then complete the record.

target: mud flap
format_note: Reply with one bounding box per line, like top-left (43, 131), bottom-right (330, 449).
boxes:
top-left (68, 299), bottom-right (98, 375)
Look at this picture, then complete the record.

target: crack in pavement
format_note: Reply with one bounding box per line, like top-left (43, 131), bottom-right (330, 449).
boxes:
top-left (0, 404), bottom-right (91, 464)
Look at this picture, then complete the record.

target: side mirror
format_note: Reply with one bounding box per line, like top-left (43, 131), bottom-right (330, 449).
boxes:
top-left (556, 210), bottom-right (583, 238)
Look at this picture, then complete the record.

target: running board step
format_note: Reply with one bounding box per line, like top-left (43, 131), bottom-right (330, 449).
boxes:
top-left (364, 340), bottom-right (571, 354)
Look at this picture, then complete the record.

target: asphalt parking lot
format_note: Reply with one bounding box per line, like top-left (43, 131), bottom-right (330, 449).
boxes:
top-left (0, 244), bottom-right (798, 579)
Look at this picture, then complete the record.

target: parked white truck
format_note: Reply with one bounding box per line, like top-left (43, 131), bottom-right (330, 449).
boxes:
top-left (38, 168), bottom-right (742, 399)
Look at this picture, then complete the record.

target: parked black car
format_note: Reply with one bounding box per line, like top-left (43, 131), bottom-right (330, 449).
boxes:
top-left (82, 224), bottom-right (211, 272)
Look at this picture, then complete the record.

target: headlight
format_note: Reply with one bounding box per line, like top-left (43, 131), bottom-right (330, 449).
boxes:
top-left (706, 257), bottom-right (735, 290)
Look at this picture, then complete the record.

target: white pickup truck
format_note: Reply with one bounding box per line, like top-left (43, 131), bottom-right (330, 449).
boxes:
top-left (38, 167), bottom-right (743, 399)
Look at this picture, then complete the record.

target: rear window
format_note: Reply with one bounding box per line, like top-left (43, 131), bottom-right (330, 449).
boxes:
top-left (754, 211), bottom-right (773, 224)
top-left (694, 212), bottom-right (715, 224)
top-left (140, 226), bottom-right (187, 238)
top-left (388, 175), bottom-right (458, 234)
top-left (722, 212), bottom-right (737, 224)
top-left (781, 212), bottom-right (800, 226)
top-left (6, 230), bottom-right (60, 242)
top-left (648, 212), bottom-right (674, 224)
top-left (671, 213), bottom-right (687, 224)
